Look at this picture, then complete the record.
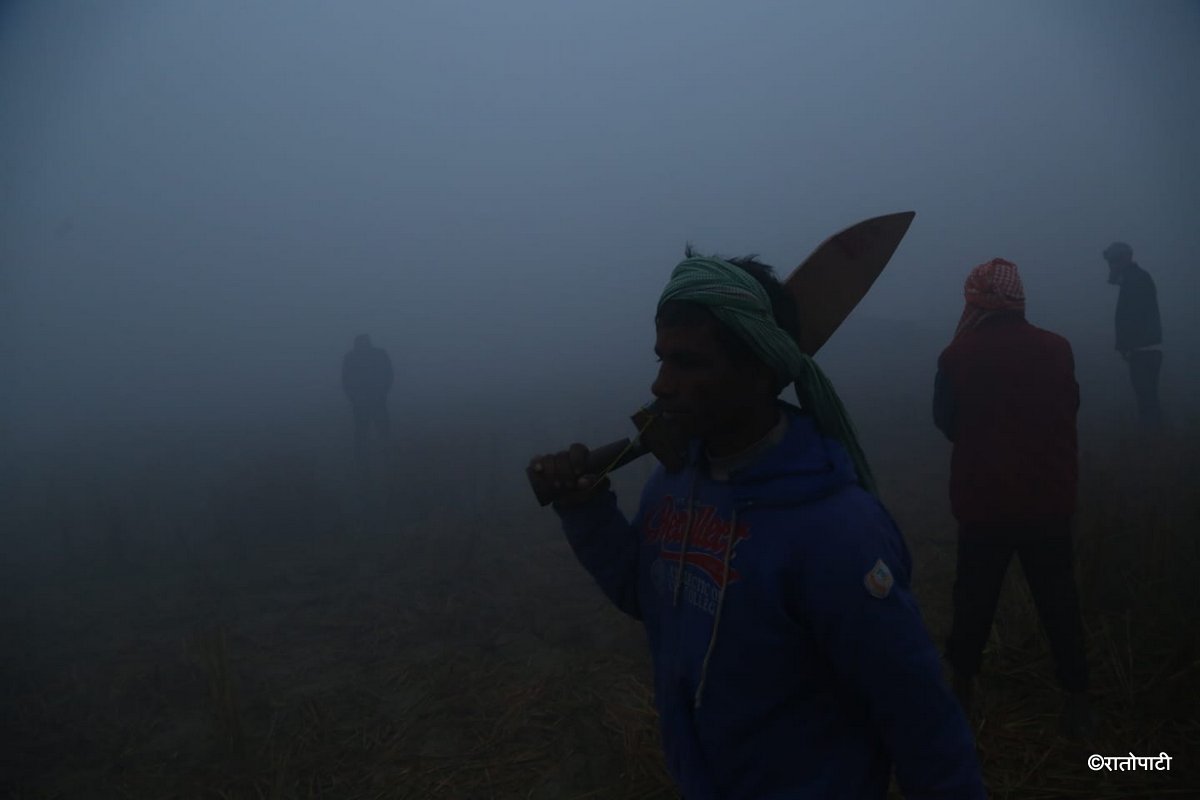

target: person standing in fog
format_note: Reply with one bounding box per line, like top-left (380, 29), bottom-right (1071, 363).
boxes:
top-left (1103, 241), bottom-right (1163, 430)
top-left (933, 258), bottom-right (1093, 738)
top-left (342, 334), bottom-right (394, 468)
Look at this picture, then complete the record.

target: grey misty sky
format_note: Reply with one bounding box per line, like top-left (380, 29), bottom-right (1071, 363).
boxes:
top-left (1, 0), bottom-right (1197, 428)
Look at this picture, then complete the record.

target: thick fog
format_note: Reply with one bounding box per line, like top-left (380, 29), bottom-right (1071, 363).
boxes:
top-left (4, 4), bottom-right (1200, 796)
top-left (3, 0), bottom-right (1198, 453)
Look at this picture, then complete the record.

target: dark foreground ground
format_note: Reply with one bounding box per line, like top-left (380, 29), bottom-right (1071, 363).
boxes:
top-left (2, 392), bottom-right (1198, 799)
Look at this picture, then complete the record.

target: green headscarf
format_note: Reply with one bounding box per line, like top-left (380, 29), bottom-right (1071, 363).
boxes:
top-left (658, 256), bottom-right (878, 495)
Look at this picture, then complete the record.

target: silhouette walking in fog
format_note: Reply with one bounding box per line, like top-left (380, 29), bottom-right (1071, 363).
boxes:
top-left (1103, 241), bottom-right (1163, 430)
top-left (342, 334), bottom-right (394, 471)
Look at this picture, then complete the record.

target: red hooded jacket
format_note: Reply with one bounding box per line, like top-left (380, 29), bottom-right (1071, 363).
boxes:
top-left (933, 313), bottom-right (1079, 526)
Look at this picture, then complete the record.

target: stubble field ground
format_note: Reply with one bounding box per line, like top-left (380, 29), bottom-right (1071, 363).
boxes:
top-left (2, 368), bottom-right (1197, 799)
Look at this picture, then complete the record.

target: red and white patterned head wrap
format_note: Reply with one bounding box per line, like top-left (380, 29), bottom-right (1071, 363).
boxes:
top-left (955, 258), bottom-right (1025, 338)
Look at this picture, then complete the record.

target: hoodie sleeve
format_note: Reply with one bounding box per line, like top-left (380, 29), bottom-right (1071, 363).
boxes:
top-left (794, 492), bottom-right (986, 800)
top-left (555, 487), bottom-right (647, 621)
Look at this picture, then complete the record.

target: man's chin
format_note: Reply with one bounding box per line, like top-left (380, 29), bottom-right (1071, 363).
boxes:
top-left (659, 411), bottom-right (702, 438)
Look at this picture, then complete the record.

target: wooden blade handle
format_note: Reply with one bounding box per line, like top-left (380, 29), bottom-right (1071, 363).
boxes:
top-left (527, 437), bottom-right (651, 506)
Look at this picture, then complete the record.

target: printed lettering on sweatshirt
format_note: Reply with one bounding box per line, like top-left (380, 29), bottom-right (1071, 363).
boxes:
top-left (643, 495), bottom-right (751, 613)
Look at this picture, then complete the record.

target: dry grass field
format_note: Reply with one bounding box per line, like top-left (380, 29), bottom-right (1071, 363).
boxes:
top-left (2, 388), bottom-right (1197, 799)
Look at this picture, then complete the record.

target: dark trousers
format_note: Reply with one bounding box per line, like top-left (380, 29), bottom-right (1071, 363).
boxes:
top-left (946, 519), bottom-right (1089, 693)
top-left (1127, 349), bottom-right (1163, 428)
top-left (352, 400), bottom-right (391, 466)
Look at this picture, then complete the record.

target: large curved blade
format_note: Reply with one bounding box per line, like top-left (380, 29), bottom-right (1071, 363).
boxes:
top-left (784, 211), bottom-right (916, 355)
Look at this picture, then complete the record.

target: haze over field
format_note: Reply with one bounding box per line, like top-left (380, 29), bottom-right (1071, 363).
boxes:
top-left (2, 3), bottom-right (1199, 797)
top-left (2, 0), bottom-right (1198, 450)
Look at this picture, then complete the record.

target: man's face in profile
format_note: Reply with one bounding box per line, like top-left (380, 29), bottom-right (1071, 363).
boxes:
top-left (650, 317), bottom-right (767, 443)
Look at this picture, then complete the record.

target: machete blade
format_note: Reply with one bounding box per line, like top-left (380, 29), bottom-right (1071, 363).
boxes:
top-left (784, 211), bottom-right (916, 355)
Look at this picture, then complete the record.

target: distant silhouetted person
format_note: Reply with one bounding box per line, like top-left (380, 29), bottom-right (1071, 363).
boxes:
top-left (1103, 241), bottom-right (1162, 430)
top-left (933, 258), bottom-right (1093, 738)
top-left (342, 334), bottom-right (393, 466)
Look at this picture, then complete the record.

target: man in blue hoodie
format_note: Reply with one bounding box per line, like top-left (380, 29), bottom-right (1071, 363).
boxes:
top-left (529, 253), bottom-right (985, 799)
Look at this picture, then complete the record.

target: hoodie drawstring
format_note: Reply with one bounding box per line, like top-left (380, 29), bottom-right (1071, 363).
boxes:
top-left (694, 506), bottom-right (736, 710)
top-left (671, 470), bottom-right (699, 608)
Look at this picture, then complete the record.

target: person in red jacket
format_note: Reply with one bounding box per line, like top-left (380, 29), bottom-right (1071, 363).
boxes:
top-left (932, 258), bottom-right (1093, 737)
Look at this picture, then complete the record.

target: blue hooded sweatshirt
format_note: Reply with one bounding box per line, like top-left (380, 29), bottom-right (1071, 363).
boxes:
top-left (557, 407), bottom-right (985, 799)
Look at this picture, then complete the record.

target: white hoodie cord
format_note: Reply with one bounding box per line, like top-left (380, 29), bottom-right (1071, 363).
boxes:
top-left (695, 506), bottom-right (737, 710)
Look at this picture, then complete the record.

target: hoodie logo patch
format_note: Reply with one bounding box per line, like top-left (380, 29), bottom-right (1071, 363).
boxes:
top-left (864, 559), bottom-right (894, 599)
top-left (643, 496), bottom-right (751, 586)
